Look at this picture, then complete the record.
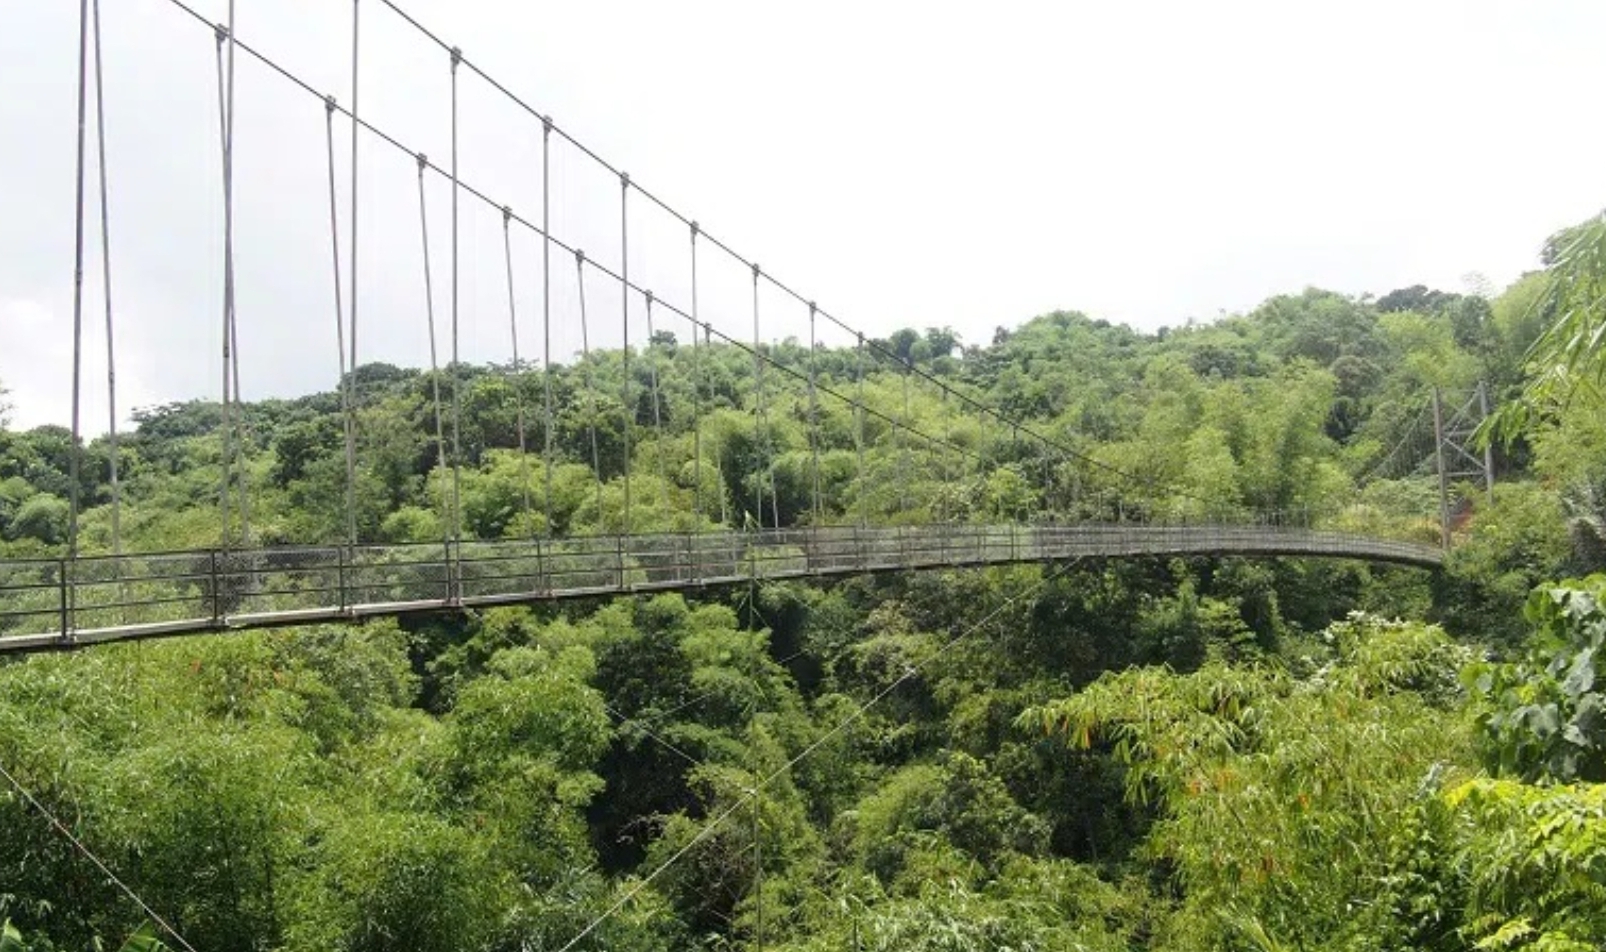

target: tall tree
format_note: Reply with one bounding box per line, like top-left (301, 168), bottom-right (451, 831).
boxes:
top-left (1491, 213), bottom-right (1606, 441)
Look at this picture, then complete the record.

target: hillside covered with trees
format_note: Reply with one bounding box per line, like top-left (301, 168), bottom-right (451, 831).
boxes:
top-left (1, 212), bottom-right (1605, 951)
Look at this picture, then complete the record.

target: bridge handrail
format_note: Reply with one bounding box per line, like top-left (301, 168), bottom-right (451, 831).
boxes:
top-left (0, 523), bottom-right (1443, 653)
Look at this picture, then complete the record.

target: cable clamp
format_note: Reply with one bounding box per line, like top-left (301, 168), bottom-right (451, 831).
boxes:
top-left (808, 301), bottom-right (817, 315)
top-left (542, 114), bottom-right (554, 134)
top-left (621, 171), bottom-right (631, 189)
top-left (213, 23), bottom-right (228, 44)
top-left (502, 204), bottom-right (513, 223)
top-left (449, 46), bottom-right (463, 69)
top-left (416, 152), bottom-right (428, 171)
top-left (645, 290), bottom-right (655, 306)
top-left (324, 94), bottom-right (338, 115)
top-left (575, 249), bottom-right (586, 265)
top-left (752, 263), bottom-right (761, 278)
top-left (690, 220), bottom-right (700, 238)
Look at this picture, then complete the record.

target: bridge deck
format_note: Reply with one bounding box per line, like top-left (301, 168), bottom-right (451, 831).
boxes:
top-left (0, 524), bottom-right (1441, 653)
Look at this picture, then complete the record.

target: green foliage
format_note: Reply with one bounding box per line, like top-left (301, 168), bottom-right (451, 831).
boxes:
top-left (768, 859), bottom-right (1139, 952)
top-left (9, 226), bottom-right (1606, 951)
top-left (846, 752), bottom-right (1049, 883)
top-left (283, 808), bottom-right (504, 952)
top-left (4, 495), bottom-right (66, 545)
top-left (1522, 380), bottom-right (1606, 567)
top-left (1489, 213), bottom-right (1606, 444)
top-left (0, 919), bottom-right (171, 952)
top-left (1438, 482), bottom-right (1575, 647)
top-left (1448, 779), bottom-right (1606, 951)
top-left (1025, 615), bottom-right (1475, 952)
top-left (1467, 574), bottom-right (1606, 782)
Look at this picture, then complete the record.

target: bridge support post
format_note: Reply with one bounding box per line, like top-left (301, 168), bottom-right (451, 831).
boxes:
top-left (686, 531), bottom-right (698, 586)
top-left (748, 527), bottom-right (759, 583)
top-left (337, 545), bottom-right (348, 614)
top-left (209, 550), bottom-right (222, 626)
top-left (536, 537), bottom-right (547, 594)
top-left (57, 558), bottom-right (70, 640)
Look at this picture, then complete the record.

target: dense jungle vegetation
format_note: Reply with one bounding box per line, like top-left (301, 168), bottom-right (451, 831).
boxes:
top-left (2, 212), bottom-right (1606, 950)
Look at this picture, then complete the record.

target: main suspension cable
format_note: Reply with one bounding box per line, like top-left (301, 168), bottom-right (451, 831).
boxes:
top-left (150, 2), bottom-right (1171, 525)
top-left (159, 0), bottom-right (1238, 524)
top-left (1359, 403), bottom-right (1433, 485)
top-left (369, 0), bottom-right (1171, 495)
top-left (698, 314), bottom-right (993, 490)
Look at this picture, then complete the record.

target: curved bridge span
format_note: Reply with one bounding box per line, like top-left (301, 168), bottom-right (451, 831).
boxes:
top-left (0, 524), bottom-right (1441, 653)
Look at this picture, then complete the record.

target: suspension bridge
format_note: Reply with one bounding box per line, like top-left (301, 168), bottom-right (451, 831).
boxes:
top-left (0, 0), bottom-right (1467, 654)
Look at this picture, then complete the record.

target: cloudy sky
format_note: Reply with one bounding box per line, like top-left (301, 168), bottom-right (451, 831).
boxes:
top-left (3, 0), bottom-right (1604, 432)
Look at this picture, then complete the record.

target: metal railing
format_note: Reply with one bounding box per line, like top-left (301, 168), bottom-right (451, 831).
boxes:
top-left (0, 523), bottom-right (1442, 653)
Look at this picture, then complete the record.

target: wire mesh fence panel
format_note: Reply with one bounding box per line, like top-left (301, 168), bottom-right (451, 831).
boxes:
top-left (686, 533), bottom-right (746, 582)
top-left (70, 552), bottom-right (216, 632)
top-left (751, 542), bottom-right (809, 579)
top-left (346, 544), bottom-right (453, 606)
top-left (226, 548), bottom-right (344, 619)
top-left (625, 534), bottom-right (695, 587)
top-left (540, 536), bottom-right (626, 591)
top-left (0, 560), bottom-right (64, 637)
top-left (799, 527), bottom-right (864, 572)
top-left (458, 540), bottom-right (546, 599)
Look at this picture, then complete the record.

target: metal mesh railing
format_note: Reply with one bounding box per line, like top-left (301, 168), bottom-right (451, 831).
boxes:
top-left (0, 523), bottom-right (1443, 651)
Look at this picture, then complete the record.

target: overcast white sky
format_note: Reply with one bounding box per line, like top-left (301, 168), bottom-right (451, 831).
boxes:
top-left (3, 0), bottom-right (1604, 432)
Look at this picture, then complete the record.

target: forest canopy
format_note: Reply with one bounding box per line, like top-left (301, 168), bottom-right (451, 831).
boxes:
top-left (3, 211), bottom-right (1606, 951)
